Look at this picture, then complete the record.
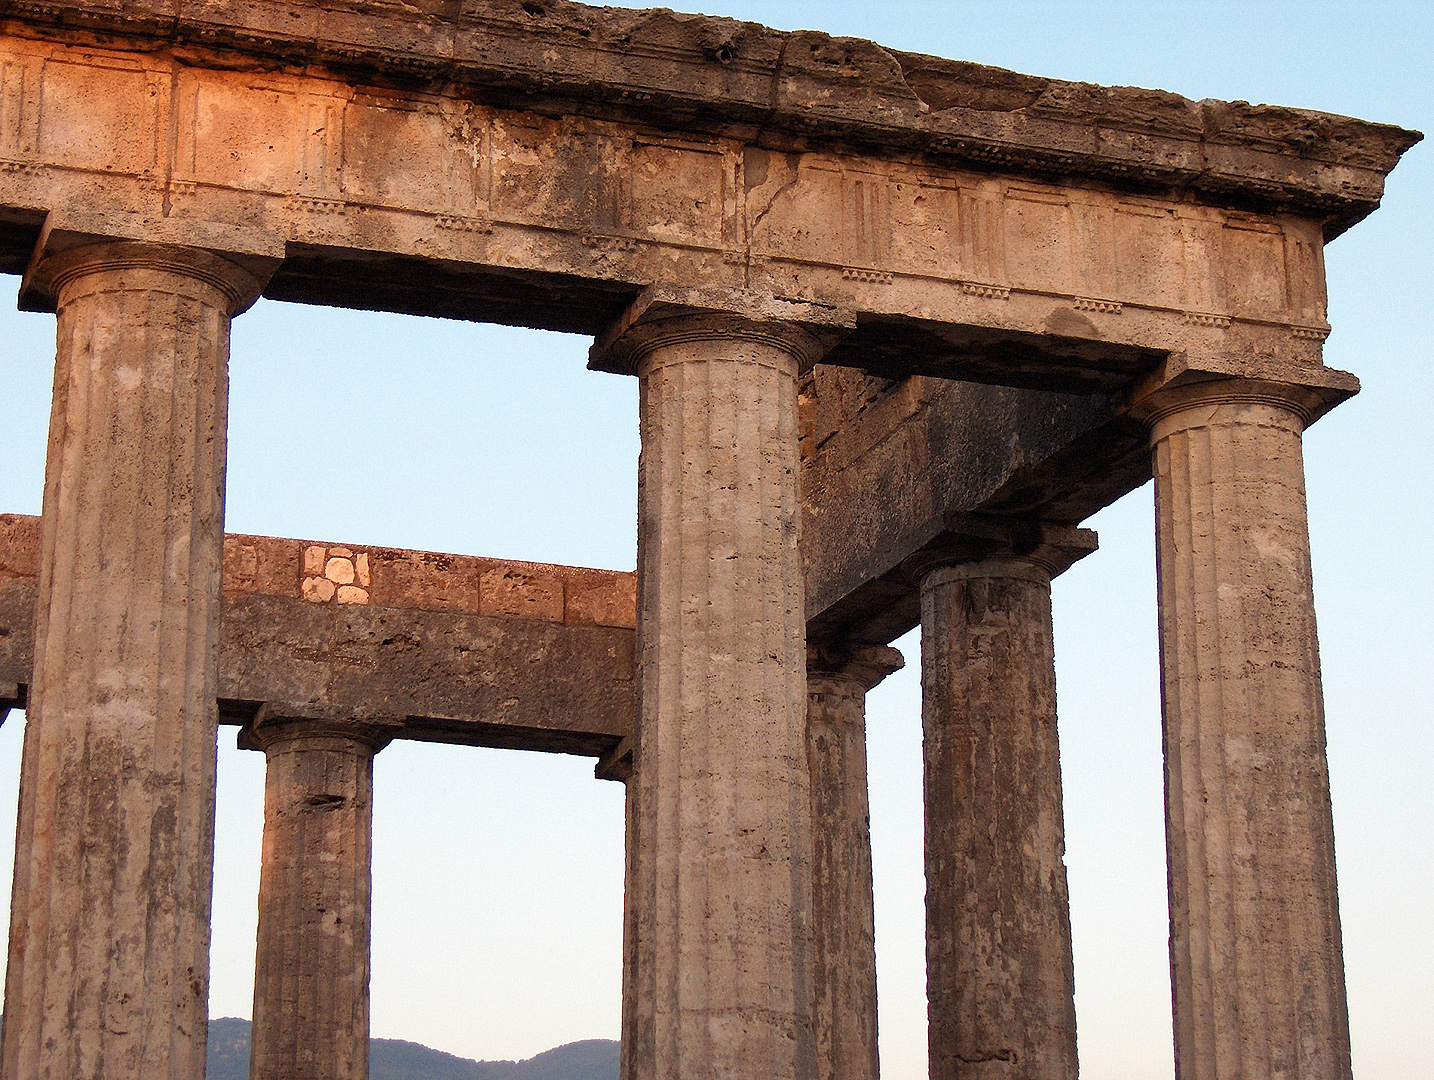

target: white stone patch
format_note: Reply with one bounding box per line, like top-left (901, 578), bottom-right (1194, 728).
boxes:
top-left (302, 545), bottom-right (370, 605)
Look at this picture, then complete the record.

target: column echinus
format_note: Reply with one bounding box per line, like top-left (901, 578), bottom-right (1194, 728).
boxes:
top-left (914, 525), bottom-right (1096, 1080)
top-left (1131, 369), bottom-right (1358, 1080)
top-left (591, 287), bottom-right (852, 1080)
top-left (242, 704), bottom-right (401, 1080)
top-left (807, 645), bottom-right (904, 1080)
top-left (2, 223), bottom-right (278, 1080)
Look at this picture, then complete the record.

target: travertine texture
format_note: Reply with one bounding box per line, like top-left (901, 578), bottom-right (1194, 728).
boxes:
top-left (622, 312), bottom-right (817, 1080)
top-left (1146, 380), bottom-right (1350, 1080)
top-left (807, 646), bottom-right (904, 1080)
top-left (2, 242), bottom-right (261, 1080)
top-left (920, 548), bottom-right (1088, 1080)
top-left (800, 370), bottom-right (1146, 647)
top-left (245, 706), bottom-right (396, 1080)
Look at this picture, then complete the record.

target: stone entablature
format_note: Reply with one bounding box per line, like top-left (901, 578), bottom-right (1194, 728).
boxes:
top-left (0, 0), bottom-right (1416, 237)
top-left (0, 10), bottom-right (1418, 392)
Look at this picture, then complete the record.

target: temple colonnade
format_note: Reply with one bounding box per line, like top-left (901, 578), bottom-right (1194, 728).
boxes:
top-left (0, 3), bottom-right (1410, 1075)
top-left (0, 236), bottom-right (1356, 1080)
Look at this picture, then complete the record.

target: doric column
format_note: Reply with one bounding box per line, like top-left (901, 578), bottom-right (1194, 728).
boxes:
top-left (807, 645), bottom-right (903, 1080)
top-left (3, 238), bottom-right (267, 1080)
top-left (917, 527), bottom-right (1095, 1080)
top-left (592, 289), bottom-right (849, 1080)
top-left (242, 704), bottom-right (399, 1080)
top-left (1140, 378), bottom-right (1352, 1080)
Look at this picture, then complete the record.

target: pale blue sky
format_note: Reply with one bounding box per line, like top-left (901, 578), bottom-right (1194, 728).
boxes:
top-left (0, 3), bottom-right (1428, 1078)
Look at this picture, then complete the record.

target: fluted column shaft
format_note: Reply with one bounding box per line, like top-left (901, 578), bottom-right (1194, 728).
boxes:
top-left (3, 242), bottom-right (262, 1080)
top-left (627, 317), bottom-right (816, 1080)
top-left (808, 647), bottom-right (902, 1080)
top-left (1148, 382), bottom-right (1350, 1080)
top-left (921, 556), bottom-right (1080, 1080)
top-left (246, 708), bottom-right (393, 1080)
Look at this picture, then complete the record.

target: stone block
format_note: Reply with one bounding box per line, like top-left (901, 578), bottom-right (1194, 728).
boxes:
top-left (481, 565), bottom-right (564, 622)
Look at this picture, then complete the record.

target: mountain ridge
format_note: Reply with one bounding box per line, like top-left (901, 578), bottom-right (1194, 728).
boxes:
top-left (206, 1017), bottom-right (618, 1080)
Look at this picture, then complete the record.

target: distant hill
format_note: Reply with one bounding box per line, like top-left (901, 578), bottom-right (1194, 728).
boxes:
top-left (206, 1017), bottom-right (618, 1080)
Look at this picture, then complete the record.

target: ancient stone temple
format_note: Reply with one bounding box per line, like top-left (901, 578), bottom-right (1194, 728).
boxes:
top-left (0, 1), bottom-right (1419, 1078)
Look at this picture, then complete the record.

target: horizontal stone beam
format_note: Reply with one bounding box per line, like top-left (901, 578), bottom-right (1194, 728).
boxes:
top-left (800, 369), bottom-right (1148, 646)
top-left (0, 516), bottom-right (637, 757)
top-left (0, 16), bottom-right (1408, 395)
top-left (0, 360), bottom-right (1351, 737)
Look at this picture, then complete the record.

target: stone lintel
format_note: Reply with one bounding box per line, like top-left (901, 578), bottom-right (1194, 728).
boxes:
top-left (589, 285), bottom-right (854, 375)
top-left (0, 0), bottom-right (1419, 237)
top-left (801, 371), bottom-right (1150, 649)
top-left (18, 211), bottom-right (285, 314)
top-left (239, 701), bottom-right (405, 754)
top-left (902, 520), bottom-right (1099, 586)
top-left (0, 514), bottom-right (638, 757)
top-left (4, 361), bottom-right (1121, 749)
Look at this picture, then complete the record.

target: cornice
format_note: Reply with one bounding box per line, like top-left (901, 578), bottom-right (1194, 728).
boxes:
top-left (0, 0), bottom-right (1419, 238)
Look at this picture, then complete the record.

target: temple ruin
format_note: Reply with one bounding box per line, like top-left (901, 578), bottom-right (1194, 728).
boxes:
top-left (0, 0), bottom-right (1420, 1077)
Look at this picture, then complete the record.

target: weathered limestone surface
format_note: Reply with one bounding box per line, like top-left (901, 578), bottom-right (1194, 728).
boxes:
top-left (0, 3), bottom-right (1413, 1077)
top-left (1141, 377), bottom-right (1351, 1080)
top-left (807, 645), bottom-right (904, 1080)
top-left (599, 295), bottom-right (838, 1080)
top-left (919, 530), bottom-right (1094, 1080)
top-left (2, 240), bottom-right (263, 1080)
top-left (244, 704), bottom-right (397, 1080)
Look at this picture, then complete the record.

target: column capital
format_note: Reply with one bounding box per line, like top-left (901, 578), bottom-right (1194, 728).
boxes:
top-left (239, 702), bottom-right (404, 755)
top-left (1123, 352), bottom-right (1359, 434)
top-left (19, 211), bottom-right (284, 316)
top-left (808, 644), bottom-right (905, 694)
top-left (904, 522), bottom-right (1098, 589)
top-left (588, 284), bottom-right (854, 375)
